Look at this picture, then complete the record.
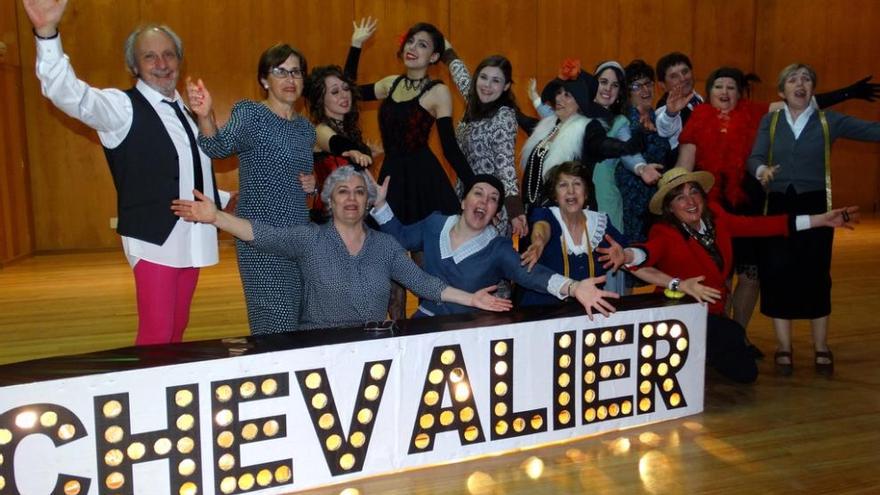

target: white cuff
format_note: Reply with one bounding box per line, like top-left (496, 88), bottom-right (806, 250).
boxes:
top-left (370, 203), bottom-right (394, 224)
top-left (625, 248), bottom-right (647, 268)
top-left (218, 190), bottom-right (232, 209)
top-left (548, 274), bottom-right (570, 300)
top-left (795, 215), bottom-right (811, 231)
top-left (634, 163), bottom-right (647, 176)
top-left (532, 96), bottom-right (543, 109)
top-left (755, 164), bottom-right (768, 179)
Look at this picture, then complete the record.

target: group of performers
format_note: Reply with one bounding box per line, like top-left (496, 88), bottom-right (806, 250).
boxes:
top-left (23, 0), bottom-right (880, 382)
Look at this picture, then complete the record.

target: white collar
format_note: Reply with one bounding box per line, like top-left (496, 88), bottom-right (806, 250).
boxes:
top-left (137, 79), bottom-right (182, 107)
top-left (549, 207), bottom-right (607, 255)
top-left (782, 103), bottom-right (815, 139)
top-left (439, 215), bottom-right (497, 263)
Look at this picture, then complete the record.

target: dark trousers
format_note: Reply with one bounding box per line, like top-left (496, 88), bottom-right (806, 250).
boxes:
top-left (707, 314), bottom-right (758, 384)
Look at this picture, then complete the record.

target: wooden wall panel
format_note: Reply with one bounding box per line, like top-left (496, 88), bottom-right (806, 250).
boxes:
top-left (7, 0), bottom-right (880, 251)
top-left (617, 0), bottom-right (694, 72)
top-left (0, 0), bottom-right (33, 265)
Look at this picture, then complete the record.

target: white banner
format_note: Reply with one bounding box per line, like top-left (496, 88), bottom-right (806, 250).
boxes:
top-left (0, 301), bottom-right (706, 495)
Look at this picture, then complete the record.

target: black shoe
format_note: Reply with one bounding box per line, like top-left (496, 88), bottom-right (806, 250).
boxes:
top-left (774, 350), bottom-right (793, 376)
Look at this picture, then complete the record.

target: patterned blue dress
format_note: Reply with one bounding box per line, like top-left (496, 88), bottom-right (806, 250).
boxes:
top-left (199, 100), bottom-right (315, 334)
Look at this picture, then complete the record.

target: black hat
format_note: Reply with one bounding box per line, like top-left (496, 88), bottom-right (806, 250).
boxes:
top-left (540, 60), bottom-right (595, 119)
top-left (462, 174), bottom-right (505, 201)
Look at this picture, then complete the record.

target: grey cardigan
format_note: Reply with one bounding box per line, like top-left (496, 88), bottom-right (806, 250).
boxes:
top-left (747, 109), bottom-right (880, 194)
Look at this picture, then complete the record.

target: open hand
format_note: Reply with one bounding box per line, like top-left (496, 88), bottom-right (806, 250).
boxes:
top-left (472, 285), bottom-right (513, 312)
top-left (171, 190), bottom-right (218, 224)
top-left (510, 215), bottom-right (529, 238)
top-left (527, 78), bottom-right (539, 103)
top-left (596, 234), bottom-right (625, 271)
top-left (818, 206), bottom-right (860, 230)
top-left (639, 163), bottom-right (663, 185)
top-left (22, 0), bottom-right (67, 37)
top-left (342, 149), bottom-right (372, 167)
top-left (351, 16), bottom-right (378, 48)
top-left (520, 242), bottom-right (545, 272)
top-left (572, 276), bottom-right (619, 320)
top-left (679, 276), bottom-right (721, 304)
top-left (665, 82), bottom-right (695, 115)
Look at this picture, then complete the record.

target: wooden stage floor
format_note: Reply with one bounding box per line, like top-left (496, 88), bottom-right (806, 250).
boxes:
top-left (2, 219), bottom-right (879, 494)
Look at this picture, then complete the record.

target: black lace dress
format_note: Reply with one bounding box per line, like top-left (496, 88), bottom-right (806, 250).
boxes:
top-left (378, 76), bottom-right (460, 225)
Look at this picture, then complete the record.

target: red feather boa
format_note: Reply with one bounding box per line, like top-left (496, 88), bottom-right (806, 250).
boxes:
top-left (680, 100), bottom-right (768, 207)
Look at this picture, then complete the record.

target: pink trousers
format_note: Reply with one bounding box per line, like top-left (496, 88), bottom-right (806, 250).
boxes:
top-left (133, 260), bottom-right (200, 346)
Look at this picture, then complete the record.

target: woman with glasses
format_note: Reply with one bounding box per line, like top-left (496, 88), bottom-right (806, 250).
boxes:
top-left (615, 60), bottom-right (672, 245)
top-left (187, 44), bottom-right (316, 335)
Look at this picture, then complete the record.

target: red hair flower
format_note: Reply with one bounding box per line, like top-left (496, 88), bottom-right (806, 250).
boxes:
top-left (396, 30), bottom-right (409, 50)
top-left (558, 59), bottom-right (582, 80)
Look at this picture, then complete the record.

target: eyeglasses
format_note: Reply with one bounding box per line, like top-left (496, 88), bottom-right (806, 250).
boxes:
top-left (630, 80), bottom-right (654, 92)
top-left (269, 67), bottom-right (304, 79)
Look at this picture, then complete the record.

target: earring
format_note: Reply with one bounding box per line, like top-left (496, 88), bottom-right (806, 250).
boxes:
top-left (263, 84), bottom-right (269, 90)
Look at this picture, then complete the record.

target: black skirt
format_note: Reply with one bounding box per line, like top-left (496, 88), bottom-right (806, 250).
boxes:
top-left (759, 187), bottom-right (833, 319)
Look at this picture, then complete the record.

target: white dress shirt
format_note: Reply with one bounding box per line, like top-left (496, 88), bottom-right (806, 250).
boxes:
top-left (35, 35), bottom-right (223, 268)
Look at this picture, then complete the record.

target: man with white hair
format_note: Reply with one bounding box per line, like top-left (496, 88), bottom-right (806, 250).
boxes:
top-left (23, 0), bottom-right (226, 345)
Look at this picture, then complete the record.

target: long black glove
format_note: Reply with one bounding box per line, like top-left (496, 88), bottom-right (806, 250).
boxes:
top-left (344, 46), bottom-right (361, 80)
top-left (815, 75), bottom-right (880, 108)
top-left (358, 83), bottom-right (378, 101)
top-left (517, 112), bottom-right (540, 135)
top-left (437, 116), bottom-right (475, 183)
top-left (586, 120), bottom-right (644, 161)
top-left (329, 134), bottom-right (369, 156)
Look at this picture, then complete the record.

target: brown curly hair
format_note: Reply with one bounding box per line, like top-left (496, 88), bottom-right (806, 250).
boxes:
top-left (305, 65), bottom-right (363, 145)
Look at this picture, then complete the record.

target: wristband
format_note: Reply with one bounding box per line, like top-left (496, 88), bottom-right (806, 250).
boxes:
top-left (667, 278), bottom-right (681, 291)
top-left (33, 28), bottom-right (59, 40)
top-left (664, 288), bottom-right (686, 299)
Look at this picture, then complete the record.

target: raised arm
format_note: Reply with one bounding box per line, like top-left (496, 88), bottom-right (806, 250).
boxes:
top-left (25, 0), bottom-right (133, 140)
top-left (186, 77), bottom-right (218, 137)
top-left (440, 41), bottom-right (471, 98)
top-left (23, 0), bottom-right (65, 37)
top-left (344, 17), bottom-right (377, 79)
top-left (194, 100), bottom-right (258, 159)
top-left (815, 75), bottom-right (880, 108)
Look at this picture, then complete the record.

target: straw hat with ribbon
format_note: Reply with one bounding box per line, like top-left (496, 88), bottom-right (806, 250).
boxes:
top-left (648, 167), bottom-right (715, 215)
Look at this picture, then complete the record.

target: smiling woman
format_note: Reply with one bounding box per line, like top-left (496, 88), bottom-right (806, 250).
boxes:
top-left (441, 45), bottom-right (525, 240)
top-left (185, 44), bottom-right (317, 336)
top-left (625, 167), bottom-right (858, 382)
top-left (371, 172), bottom-right (619, 319)
top-left (171, 166), bottom-right (512, 329)
top-left (355, 21), bottom-right (476, 319)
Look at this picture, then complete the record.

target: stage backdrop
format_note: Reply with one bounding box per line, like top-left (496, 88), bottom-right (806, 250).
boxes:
top-left (1, 0), bottom-right (879, 256)
top-left (0, 299), bottom-right (706, 494)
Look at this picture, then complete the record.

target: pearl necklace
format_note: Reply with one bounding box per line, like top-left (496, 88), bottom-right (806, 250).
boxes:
top-left (525, 123), bottom-right (561, 205)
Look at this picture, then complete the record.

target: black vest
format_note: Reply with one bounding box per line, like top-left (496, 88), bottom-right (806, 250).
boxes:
top-left (103, 88), bottom-right (219, 245)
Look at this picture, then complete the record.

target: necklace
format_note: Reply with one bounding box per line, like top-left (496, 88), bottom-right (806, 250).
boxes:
top-left (403, 75), bottom-right (428, 91)
top-left (525, 122), bottom-right (561, 205)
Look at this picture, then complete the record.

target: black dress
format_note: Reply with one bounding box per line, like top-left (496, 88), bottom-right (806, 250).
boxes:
top-left (378, 77), bottom-right (460, 225)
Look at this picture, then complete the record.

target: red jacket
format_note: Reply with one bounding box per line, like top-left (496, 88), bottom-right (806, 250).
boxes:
top-left (635, 202), bottom-right (789, 315)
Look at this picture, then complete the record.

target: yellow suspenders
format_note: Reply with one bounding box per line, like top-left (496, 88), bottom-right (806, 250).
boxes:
top-left (763, 109), bottom-right (832, 214)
